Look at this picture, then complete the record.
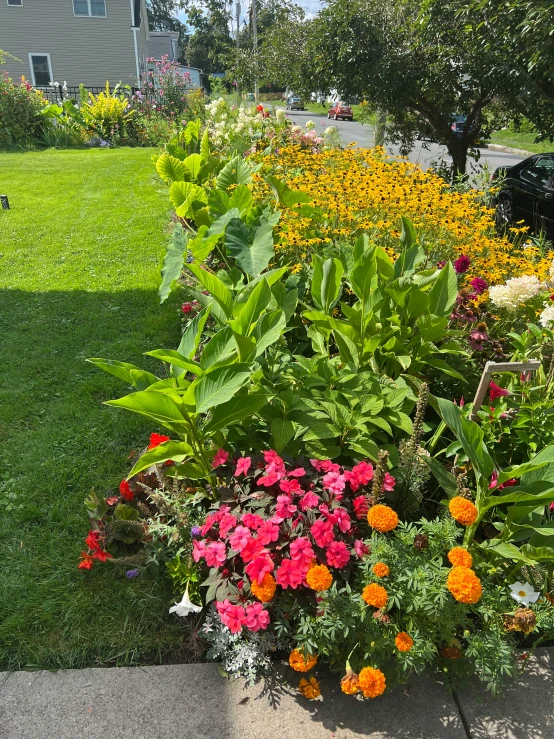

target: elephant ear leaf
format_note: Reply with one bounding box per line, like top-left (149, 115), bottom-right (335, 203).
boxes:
top-left (159, 223), bottom-right (187, 303)
top-left (156, 153), bottom-right (189, 183)
top-left (216, 156), bottom-right (253, 190)
top-left (225, 218), bottom-right (275, 277)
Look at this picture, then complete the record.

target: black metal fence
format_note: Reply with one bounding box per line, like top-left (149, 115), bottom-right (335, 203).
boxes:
top-left (36, 84), bottom-right (139, 104)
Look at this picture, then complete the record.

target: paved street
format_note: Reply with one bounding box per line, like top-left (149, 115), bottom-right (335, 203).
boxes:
top-left (283, 109), bottom-right (527, 174)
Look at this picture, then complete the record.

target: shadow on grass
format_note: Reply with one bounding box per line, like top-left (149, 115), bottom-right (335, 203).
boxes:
top-left (0, 288), bottom-right (189, 671)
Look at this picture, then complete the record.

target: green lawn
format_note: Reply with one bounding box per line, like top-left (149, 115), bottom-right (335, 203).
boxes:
top-left (0, 148), bottom-right (187, 670)
top-left (488, 130), bottom-right (554, 154)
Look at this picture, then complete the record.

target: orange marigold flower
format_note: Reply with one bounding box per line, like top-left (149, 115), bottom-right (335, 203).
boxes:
top-left (289, 649), bottom-right (318, 672)
top-left (299, 676), bottom-right (321, 699)
top-left (358, 666), bottom-right (386, 698)
top-left (250, 572), bottom-right (276, 602)
top-left (448, 496), bottom-right (478, 526)
top-left (367, 504), bottom-right (399, 532)
top-left (447, 566), bottom-right (482, 604)
top-left (306, 564), bottom-right (333, 591)
top-left (362, 582), bottom-right (388, 609)
top-left (372, 562), bottom-right (390, 578)
top-left (447, 547), bottom-right (473, 568)
top-left (395, 632), bottom-right (414, 652)
top-left (340, 669), bottom-right (360, 695)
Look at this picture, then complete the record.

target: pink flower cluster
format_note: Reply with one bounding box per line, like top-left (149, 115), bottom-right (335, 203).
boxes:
top-left (194, 451), bottom-right (393, 635)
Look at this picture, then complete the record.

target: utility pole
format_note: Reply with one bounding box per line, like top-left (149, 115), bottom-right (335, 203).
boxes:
top-left (235, 2), bottom-right (240, 103)
top-left (251, 0), bottom-right (258, 100)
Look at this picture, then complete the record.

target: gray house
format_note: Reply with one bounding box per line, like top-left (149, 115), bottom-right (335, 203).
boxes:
top-left (0, 0), bottom-right (150, 88)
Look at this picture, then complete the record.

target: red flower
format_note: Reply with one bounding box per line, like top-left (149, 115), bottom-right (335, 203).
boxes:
top-left (353, 495), bottom-right (370, 519)
top-left (212, 448), bottom-right (229, 468)
top-left (275, 558), bottom-right (304, 589)
top-left (311, 518), bottom-right (335, 548)
top-left (217, 600), bottom-right (246, 633)
top-left (245, 553), bottom-right (274, 583)
top-left (106, 496), bottom-right (119, 506)
top-left (235, 456), bottom-right (252, 476)
top-left (489, 381), bottom-right (511, 401)
top-left (119, 479), bottom-right (134, 501)
top-left (326, 540), bottom-right (350, 568)
top-left (84, 530), bottom-right (101, 551)
top-left (454, 255), bottom-right (470, 274)
top-left (181, 302), bottom-right (193, 313)
top-left (92, 548), bottom-right (113, 562)
top-left (78, 552), bottom-right (94, 570)
top-left (279, 478), bottom-right (302, 495)
top-left (148, 432), bottom-right (170, 449)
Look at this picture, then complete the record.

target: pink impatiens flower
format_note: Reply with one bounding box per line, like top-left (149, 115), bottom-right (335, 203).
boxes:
top-left (192, 539), bottom-right (207, 562)
top-left (310, 518), bottom-right (335, 548)
top-left (205, 540), bottom-right (226, 568)
top-left (212, 448), bottom-right (229, 468)
top-left (235, 456), bottom-right (252, 476)
top-left (229, 525), bottom-right (251, 552)
top-left (257, 519), bottom-right (280, 545)
top-left (354, 539), bottom-right (370, 559)
top-left (245, 553), bottom-right (274, 584)
top-left (240, 537), bottom-right (265, 563)
top-left (245, 602), bottom-right (270, 632)
top-left (383, 472), bottom-right (396, 492)
top-left (344, 461), bottom-right (374, 492)
top-left (299, 491), bottom-right (320, 511)
top-left (353, 496), bottom-right (370, 520)
top-left (219, 513), bottom-right (237, 538)
top-left (216, 600), bottom-right (246, 634)
top-left (275, 495), bottom-right (297, 520)
top-left (288, 467), bottom-right (306, 477)
top-left (326, 540), bottom-right (350, 568)
top-left (275, 558), bottom-right (304, 589)
top-left (242, 513), bottom-right (264, 530)
top-left (200, 514), bottom-right (216, 536)
top-left (279, 478), bottom-right (302, 495)
top-left (322, 471), bottom-right (346, 498)
top-left (289, 536), bottom-right (315, 569)
top-left (311, 459), bottom-right (340, 473)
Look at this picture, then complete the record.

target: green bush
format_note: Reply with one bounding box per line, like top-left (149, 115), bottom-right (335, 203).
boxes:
top-left (0, 72), bottom-right (47, 147)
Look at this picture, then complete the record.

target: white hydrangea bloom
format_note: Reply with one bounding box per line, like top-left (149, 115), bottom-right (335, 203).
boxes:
top-left (275, 108), bottom-right (286, 123)
top-left (539, 304), bottom-right (554, 327)
top-left (488, 275), bottom-right (542, 311)
top-left (291, 125), bottom-right (302, 133)
top-left (306, 120), bottom-right (316, 130)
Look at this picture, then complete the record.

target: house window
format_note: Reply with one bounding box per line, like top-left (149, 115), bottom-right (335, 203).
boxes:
top-left (7, 0), bottom-right (24, 6)
top-left (28, 53), bottom-right (53, 86)
top-left (73, 0), bottom-right (106, 17)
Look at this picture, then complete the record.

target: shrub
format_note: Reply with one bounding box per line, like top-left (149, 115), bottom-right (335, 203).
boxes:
top-left (79, 82), bottom-right (134, 143)
top-left (0, 72), bottom-right (47, 147)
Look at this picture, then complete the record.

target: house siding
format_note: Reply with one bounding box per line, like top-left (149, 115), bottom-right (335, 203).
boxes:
top-left (0, 0), bottom-right (146, 88)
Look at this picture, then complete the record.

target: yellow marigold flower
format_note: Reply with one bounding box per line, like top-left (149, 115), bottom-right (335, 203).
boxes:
top-left (372, 562), bottom-right (390, 578)
top-left (298, 676), bottom-right (321, 699)
top-left (340, 669), bottom-right (360, 695)
top-left (362, 582), bottom-right (388, 609)
top-left (367, 504), bottom-right (399, 532)
top-left (250, 572), bottom-right (276, 602)
top-left (447, 566), bottom-right (482, 604)
top-left (358, 666), bottom-right (386, 698)
top-left (289, 649), bottom-right (318, 672)
top-left (395, 632), bottom-right (414, 652)
top-left (447, 547), bottom-right (473, 568)
top-left (448, 496), bottom-right (478, 526)
top-left (306, 564), bottom-right (333, 591)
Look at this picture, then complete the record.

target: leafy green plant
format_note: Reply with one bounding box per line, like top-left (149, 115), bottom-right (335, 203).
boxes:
top-left (302, 219), bottom-right (466, 381)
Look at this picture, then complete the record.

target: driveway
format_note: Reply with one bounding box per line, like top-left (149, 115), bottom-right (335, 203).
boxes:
top-left (283, 109), bottom-right (526, 173)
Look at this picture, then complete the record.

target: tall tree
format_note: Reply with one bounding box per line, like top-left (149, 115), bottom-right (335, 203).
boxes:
top-left (181, 0), bottom-right (234, 73)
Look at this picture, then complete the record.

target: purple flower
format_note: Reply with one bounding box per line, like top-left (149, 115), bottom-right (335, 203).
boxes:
top-left (436, 260), bottom-right (447, 268)
top-left (470, 277), bottom-right (488, 294)
top-left (454, 255), bottom-right (471, 274)
top-left (126, 569), bottom-right (139, 579)
top-left (191, 526), bottom-right (201, 538)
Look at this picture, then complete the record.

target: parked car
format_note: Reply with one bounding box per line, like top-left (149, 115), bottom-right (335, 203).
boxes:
top-left (328, 102), bottom-right (354, 121)
top-left (492, 154), bottom-right (554, 239)
top-left (286, 96), bottom-right (304, 110)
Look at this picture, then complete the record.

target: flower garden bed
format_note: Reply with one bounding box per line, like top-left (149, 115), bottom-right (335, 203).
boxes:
top-left (77, 105), bottom-right (554, 701)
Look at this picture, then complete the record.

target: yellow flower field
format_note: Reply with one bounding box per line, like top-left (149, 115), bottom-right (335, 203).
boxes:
top-left (254, 145), bottom-right (551, 289)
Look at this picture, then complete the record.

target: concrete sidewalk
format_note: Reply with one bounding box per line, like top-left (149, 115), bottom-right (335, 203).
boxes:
top-left (1, 649), bottom-right (552, 739)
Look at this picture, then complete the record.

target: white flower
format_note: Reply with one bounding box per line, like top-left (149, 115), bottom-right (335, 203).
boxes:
top-left (275, 108), bottom-right (286, 123)
top-left (509, 581), bottom-right (540, 605)
top-left (169, 584), bottom-right (202, 618)
top-left (305, 119), bottom-right (315, 130)
top-left (325, 125), bottom-right (338, 136)
top-left (291, 125), bottom-right (302, 133)
top-left (488, 275), bottom-right (542, 311)
top-left (539, 304), bottom-right (554, 327)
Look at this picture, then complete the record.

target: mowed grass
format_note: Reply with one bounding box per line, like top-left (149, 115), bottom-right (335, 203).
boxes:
top-left (0, 148), bottom-right (187, 669)
top-left (488, 130), bottom-right (554, 155)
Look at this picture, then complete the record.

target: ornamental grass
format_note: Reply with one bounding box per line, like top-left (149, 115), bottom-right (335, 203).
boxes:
top-left (253, 145), bottom-right (551, 289)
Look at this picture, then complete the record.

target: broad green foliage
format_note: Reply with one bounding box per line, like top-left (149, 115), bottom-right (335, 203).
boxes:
top-left (303, 225), bottom-right (464, 380)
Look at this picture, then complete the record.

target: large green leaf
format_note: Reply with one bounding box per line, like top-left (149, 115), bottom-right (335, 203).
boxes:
top-left (272, 418), bottom-right (295, 452)
top-left (421, 454), bottom-right (458, 496)
top-left (478, 541), bottom-right (537, 564)
top-left (483, 482), bottom-right (554, 512)
top-left (187, 226), bottom-right (220, 264)
top-left (187, 263), bottom-right (233, 317)
top-left (177, 306), bottom-right (211, 360)
top-left (229, 184), bottom-right (254, 214)
top-left (500, 443), bottom-right (554, 484)
top-left (159, 223), bottom-right (187, 303)
top-left (105, 390), bottom-right (188, 429)
top-left (183, 153), bottom-right (203, 180)
top-left (310, 254), bottom-right (324, 311)
top-left (320, 258), bottom-right (344, 312)
top-left (216, 156), bottom-right (252, 190)
top-left (423, 357), bottom-right (468, 382)
top-left (350, 250), bottom-right (378, 304)
top-left (203, 393), bottom-right (269, 434)
top-left (225, 218), bottom-right (275, 277)
top-left (232, 331), bottom-right (257, 362)
top-left (254, 310), bottom-right (286, 355)
top-left (200, 326), bottom-right (237, 370)
top-left (232, 278), bottom-right (271, 335)
top-left (393, 218), bottom-right (425, 276)
top-left (170, 181), bottom-right (208, 218)
top-left (156, 153), bottom-right (189, 182)
top-left (436, 397), bottom-right (494, 478)
top-left (428, 262), bottom-right (458, 317)
top-left (192, 363), bottom-right (253, 413)
top-left (128, 440), bottom-right (195, 478)
top-left (145, 349), bottom-right (201, 374)
top-left (86, 358), bottom-right (159, 390)
top-left (266, 175), bottom-right (312, 207)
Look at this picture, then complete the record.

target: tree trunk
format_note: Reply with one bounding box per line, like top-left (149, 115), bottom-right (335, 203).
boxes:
top-left (446, 137), bottom-right (468, 178)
